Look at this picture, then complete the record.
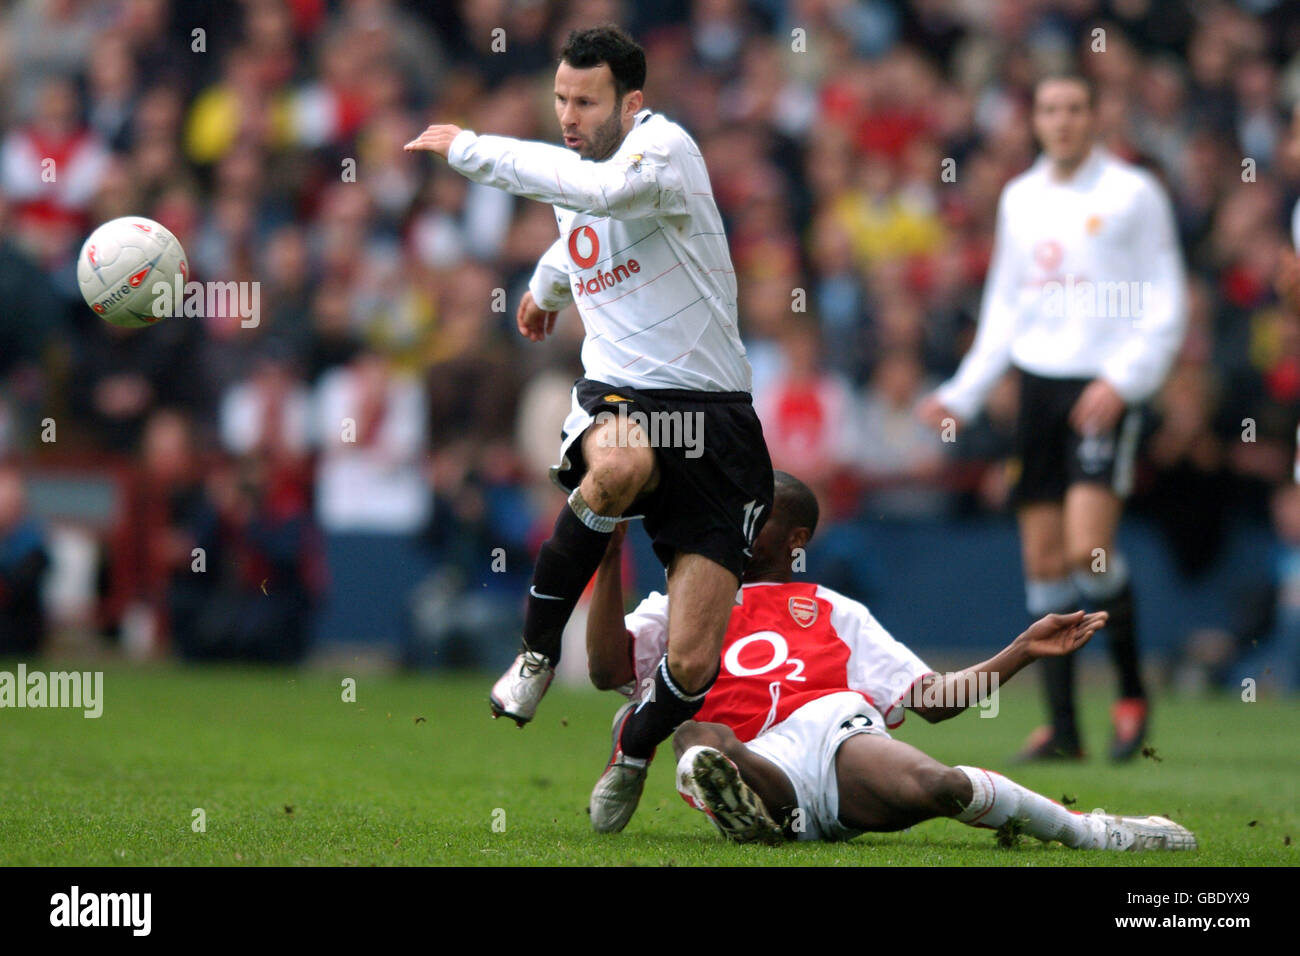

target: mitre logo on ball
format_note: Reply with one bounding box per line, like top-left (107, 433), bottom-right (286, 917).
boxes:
top-left (78, 216), bottom-right (260, 328)
top-left (77, 216), bottom-right (187, 328)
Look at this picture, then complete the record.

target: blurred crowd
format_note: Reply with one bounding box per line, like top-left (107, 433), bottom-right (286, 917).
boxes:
top-left (1, 0), bottom-right (1299, 686)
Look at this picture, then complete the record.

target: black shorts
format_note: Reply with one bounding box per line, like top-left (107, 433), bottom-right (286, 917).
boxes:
top-left (1012, 369), bottom-right (1143, 505)
top-left (551, 378), bottom-right (774, 579)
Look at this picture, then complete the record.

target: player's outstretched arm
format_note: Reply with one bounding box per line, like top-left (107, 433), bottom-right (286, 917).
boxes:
top-left (906, 610), bottom-right (1107, 722)
top-left (407, 122), bottom-right (686, 221)
top-left (586, 523), bottom-right (635, 690)
top-left (403, 124), bottom-right (461, 158)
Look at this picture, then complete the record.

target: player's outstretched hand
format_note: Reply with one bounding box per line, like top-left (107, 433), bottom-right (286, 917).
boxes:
top-left (403, 123), bottom-right (463, 158)
top-left (916, 394), bottom-right (960, 432)
top-left (1069, 379), bottom-right (1125, 436)
top-left (1017, 610), bottom-right (1108, 659)
top-left (516, 291), bottom-right (557, 342)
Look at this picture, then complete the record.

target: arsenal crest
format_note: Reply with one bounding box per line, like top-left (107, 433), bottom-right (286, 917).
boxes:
top-left (788, 596), bottom-right (818, 628)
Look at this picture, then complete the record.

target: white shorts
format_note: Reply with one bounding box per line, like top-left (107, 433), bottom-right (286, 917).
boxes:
top-left (745, 691), bottom-right (890, 842)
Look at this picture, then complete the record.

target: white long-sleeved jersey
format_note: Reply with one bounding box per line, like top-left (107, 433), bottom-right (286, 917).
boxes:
top-left (935, 147), bottom-right (1187, 421)
top-left (447, 109), bottom-right (750, 392)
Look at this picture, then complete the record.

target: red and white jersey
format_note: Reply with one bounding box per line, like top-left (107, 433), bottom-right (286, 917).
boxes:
top-left (624, 581), bottom-right (934, 741)
top-left (1, 125), bottom-right (109, 231)
top-left (447, 110), bottom-right (751, 393)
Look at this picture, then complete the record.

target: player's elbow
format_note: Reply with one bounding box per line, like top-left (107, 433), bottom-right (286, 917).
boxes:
top-left (588, 663), bottom-right (621, 691)
top-left (587, 651), bottom-right (630, 691)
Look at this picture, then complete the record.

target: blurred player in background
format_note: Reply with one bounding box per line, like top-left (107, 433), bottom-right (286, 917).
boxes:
top-left (1276, 105), bottom-right (1300, 347)
top-left (919, 75), bottom-right (1187, 761)
top-left (586, 472), bottom-right (1196, 851)
top-left (405, 25), bottom-right (773, 831)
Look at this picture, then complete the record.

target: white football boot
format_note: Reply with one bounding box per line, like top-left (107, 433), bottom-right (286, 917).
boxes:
top-left (1086, 811), bottom-right (1198, 851)
top-left (589, 702), bottom-right (651, 833)
top-left (489, 650), bottom-right (555, 726)
top-left (676, 745), bottom-right (784, 844)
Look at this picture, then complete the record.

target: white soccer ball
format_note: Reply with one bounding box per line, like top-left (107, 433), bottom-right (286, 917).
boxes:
top-left (77, 216), bottom-right (188, 328)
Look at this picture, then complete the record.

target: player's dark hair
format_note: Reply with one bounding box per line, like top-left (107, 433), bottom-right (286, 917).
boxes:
top-left (1034, 71), bottom-right (1096, 108)
top-left (559, 25), bottom-right (646, 101)
top-left (774, 471), bottom-right (819, 540)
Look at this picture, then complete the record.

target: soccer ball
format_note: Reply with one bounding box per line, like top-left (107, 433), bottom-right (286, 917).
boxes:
top-left (77, 216), bottom-right (188, 328)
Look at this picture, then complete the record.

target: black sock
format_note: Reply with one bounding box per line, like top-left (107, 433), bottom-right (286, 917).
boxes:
top-left (520, 504), bottom-right (611, 663)
top-left (1100, 583), bottom-right (1144, 699)
top-left (1042, 653), bottom-right (1079, 746)
top-left (619, 657), bottom-right (716, 760)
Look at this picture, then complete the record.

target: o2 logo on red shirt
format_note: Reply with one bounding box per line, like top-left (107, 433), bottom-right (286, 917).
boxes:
top-left (568, 225), bottom-right (600, 268)
top-left (724, 631), bottom-right (807, 682)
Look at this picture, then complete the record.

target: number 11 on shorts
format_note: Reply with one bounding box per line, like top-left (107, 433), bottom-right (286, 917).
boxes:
top-left (741, 500), bottom-right (764, 545)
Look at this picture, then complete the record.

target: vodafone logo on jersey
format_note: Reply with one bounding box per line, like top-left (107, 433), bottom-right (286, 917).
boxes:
top-left (569, 225), bottom-right (600, 268)
top-left (788, 596), bottom-right (818, 628)
top-left (568, 224), bottom-right (642, 297)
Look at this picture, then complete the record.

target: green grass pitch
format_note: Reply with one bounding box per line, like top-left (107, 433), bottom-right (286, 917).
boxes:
top-left (1, 664), bottom-right (1296, 866)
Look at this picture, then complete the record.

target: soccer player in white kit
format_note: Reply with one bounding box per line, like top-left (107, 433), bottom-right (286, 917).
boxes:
top-left (918, 75), bottom-right (1187, 762)
top-left (585, 472), bottom-right (1196, 850)
top-left (405, 26), bottom-right (773, 831)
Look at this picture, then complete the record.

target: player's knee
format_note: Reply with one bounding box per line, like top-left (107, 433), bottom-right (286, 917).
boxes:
top-left (929, 766), bottom-right (974, 817)
top-left (673, 721), bottom-right (702, 757)
top-left (673, 719), bottom-right (728, 757)
top-left (585, 448), bottom-right (653, 513)
top-left (665, 650), bottom-right (717, 696)
top-left (907, 763), bottom-right (965, 818)
top-left (587, 661), bottom-right (622, 692)
top-left (1065, 543), bottom-right (1104, 573)
top-left (1023, 545), bottom-right (1067, 581)
top-left (713, 728), bottom-right (749, 765)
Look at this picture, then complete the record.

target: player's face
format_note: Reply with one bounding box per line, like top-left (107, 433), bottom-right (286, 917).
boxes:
top-left (1032, 80), bottom-right (1094, 167)
top-left (555, 61), bottom-right (629, 161)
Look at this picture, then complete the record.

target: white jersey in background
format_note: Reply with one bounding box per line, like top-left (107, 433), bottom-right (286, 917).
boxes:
top-left (1292, 196), bottom-right (1300, 251)
top-left (935, 147), bottom-right (1187, 421)
top-left (448, 109), bottom-right (751, 393)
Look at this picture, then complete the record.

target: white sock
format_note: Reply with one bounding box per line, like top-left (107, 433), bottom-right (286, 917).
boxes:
top-left (954, 766), bottom-right (1095, 848)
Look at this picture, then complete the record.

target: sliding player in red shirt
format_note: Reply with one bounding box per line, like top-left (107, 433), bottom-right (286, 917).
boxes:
top-left (586, 472), bottom-right (1196, 850)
